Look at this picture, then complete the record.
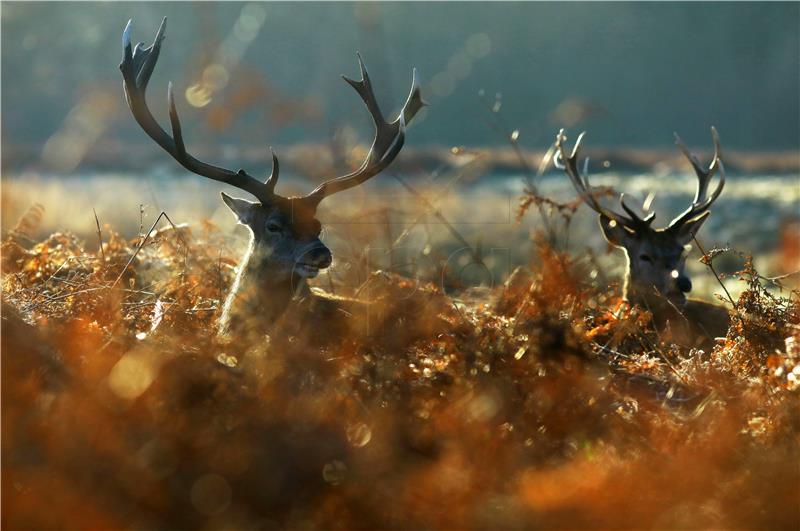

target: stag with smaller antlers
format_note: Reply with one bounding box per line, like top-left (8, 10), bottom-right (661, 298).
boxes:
top-left (555, 128), bottom-right (731, 346)
top-left (120, 19), bottom-right (425, 338)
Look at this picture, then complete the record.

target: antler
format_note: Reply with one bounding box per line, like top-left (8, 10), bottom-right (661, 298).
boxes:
top-left (668, 127), bottom-right (726, 230)
top-left (301, 54), bottom-right (426, 208)
top-left (554, 129), bottom-right (654, 230)
top-left (120, 18), bottom-right (277, 204)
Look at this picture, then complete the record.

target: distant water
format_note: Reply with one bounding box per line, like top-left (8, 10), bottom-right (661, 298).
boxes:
top-left (487, 171), bottom-right (800, 254)
top-left (3, 169), bottom-right (798, 256)
top-left (3, 169), bottom-right (798, 302)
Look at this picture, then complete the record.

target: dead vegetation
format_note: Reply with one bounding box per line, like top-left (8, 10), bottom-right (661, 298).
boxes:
top-left (2, 202), bottom-right (799, 530)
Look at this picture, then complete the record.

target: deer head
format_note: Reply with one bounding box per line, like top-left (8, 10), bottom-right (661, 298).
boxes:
top-left (555, 127), bottom-right (725, 308)
top-left (119, 18), bottom-right (424, 286)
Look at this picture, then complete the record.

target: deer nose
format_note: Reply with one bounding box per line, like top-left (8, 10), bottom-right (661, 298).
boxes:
top-left (676, 275), bottom-right (692, 293)
top-left (304, 245), bottom-right (332, 268)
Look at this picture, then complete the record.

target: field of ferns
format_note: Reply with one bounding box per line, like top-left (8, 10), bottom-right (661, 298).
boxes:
top-left (2, 180), bottom-right (798, 531)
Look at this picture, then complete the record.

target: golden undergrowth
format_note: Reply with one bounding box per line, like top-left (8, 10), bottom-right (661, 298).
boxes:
top-left (1, 214), bottom-right (799, 530)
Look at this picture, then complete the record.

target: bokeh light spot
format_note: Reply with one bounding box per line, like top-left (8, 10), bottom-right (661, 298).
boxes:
top-left (107, 348), bottom-right (159, 400)
top-left (466, 33), bottom-right (492, 58)
top-left (447, 52), bottom-right (472, 81)
top-left (202, 64), bottom-right (230, 92)
top-left (234, 4), bottom-right (267, 42)
top-left (185, 84), bottom-right (212, 108)
top-left (322, 460), bottom-right (347, 485)
top-left (346, 423), bottom-right (372, 447)
top-left (431, 72), bottom-right (455, 98)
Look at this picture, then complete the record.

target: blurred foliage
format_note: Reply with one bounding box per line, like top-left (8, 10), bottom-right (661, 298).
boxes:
top-left (2, 213), bottom-right (799, 529)
top-left (2, 0), bottom-right (799, 165)
top-left (2, 2), bottom-right (799, 528)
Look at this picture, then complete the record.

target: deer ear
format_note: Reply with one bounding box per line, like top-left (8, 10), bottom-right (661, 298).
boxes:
top-left (598, 214), bottom-right (633, 248)
top-left (221, 192), bottom-right (257, 224)
top-left (673, 211), bottom-right (710, 245)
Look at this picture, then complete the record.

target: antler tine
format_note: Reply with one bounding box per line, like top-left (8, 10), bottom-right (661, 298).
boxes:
top-left (344, 53), bottom-right (385, 125)
top-left (620, 194), bottom-right (655, 225)
top-left (554, 129), bottom-right (642, 229)
top-left (669, 127), bottom-right (726, 229)
top-left (554, 129), bottom-right (590, 202)
top-left (401, 67), bottom-right (427, 124)
top-left (265, 148), bottom-right (279, 194)
top-left (302, 55), bottom-right (426, 208)
top-left (705, 126), bottom-right (725, 202)
top-left (120, 18), bottom-right (275, 204)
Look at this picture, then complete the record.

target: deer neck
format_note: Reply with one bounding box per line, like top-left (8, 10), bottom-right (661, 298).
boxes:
top-left (217, 235), bottom-right (308, 336)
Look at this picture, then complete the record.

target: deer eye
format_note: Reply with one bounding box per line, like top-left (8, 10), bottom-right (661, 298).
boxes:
top-left (266, 222), bottom-right (282, 233)
top-left (639, 254), bottom-right (653, 262)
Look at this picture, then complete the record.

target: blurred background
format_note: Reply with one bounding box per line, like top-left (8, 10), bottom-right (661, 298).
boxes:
top-left (2, 1), bottom-right (799, 294)
top-left (4, 5), bottom-right (800, 529)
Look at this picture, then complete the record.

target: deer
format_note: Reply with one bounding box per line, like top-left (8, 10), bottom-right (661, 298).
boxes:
top-left (120, 18), bottom-right (428, 342)
top-left (554, 127), bottom-right (731, 348)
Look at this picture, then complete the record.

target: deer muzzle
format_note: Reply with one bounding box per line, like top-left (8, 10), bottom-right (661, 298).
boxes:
top-left (676, 275), bottom-right (692, 293)
top-left (294, 243), bottom-right (332, 278)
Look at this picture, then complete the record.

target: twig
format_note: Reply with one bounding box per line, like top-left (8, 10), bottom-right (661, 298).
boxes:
top-left (93, 208), bottom-right (106, 266)
top-left (764, 270), bottom-right (800, 281)
top-left (217, 249), bottom-right (224, 303)
top-left (391, 173), bottom-right (484, 266)
top-left (30, 287), bottom-right (106, 306)
top-left (759, 269), bottom-right (800, 290)
top-left (184, 307), bottom-right (218, 313)
top-left (327, 269), bottom-right (337, 295)
top-left (478, 90), bottom-right (555, 241)
top-left (47, 277), bottom-right (83, 287)
top-left (389, 158), bottom-right (478, 250)
top-left (383, 208), bottom-right (394, 269)
top-left (693, 237), bottom-right (737, 309)
top-left (591, 342), bottom-right (634, 363)
top-left (138, 204), bottom-right (145, 245)
top-left (537, 142), bottom-right (557, 177)
top-left (111, 211), bottom-right (182, 289)
top-left (44, 256), bottom-right (83, 285)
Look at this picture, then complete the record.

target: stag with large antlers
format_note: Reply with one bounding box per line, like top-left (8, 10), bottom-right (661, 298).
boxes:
top-left (121, 19), bottom-right (424, 336)
top-left (555, 127), bottom-right (731, 344)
